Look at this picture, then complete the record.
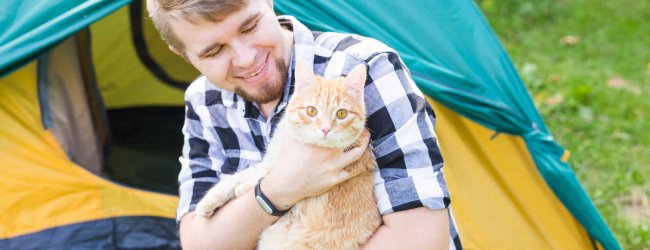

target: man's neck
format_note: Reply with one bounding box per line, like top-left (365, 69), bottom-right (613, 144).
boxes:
top-left (257, 18), bottom-right (293, 120)
top-left (258, 99), bottom-right (281, 120)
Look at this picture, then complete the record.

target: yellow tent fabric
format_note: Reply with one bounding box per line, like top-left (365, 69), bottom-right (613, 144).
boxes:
top-left (90, 5), bottom-right (196, 109)
top-left (431, 100), bottom-right (595, 249)
top-left (0, 61), bottom-right (177, 239)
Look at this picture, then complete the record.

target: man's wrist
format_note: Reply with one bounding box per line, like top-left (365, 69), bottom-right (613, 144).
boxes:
top-left (260, 176), bottom-right (298, 210)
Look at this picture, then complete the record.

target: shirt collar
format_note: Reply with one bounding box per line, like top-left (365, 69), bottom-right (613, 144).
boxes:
top-left (279, 15), bottom-right (315, 70)
top-left (267, 16), bottom-right (316, 115)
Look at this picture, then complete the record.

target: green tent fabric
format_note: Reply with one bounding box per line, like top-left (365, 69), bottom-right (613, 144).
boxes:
top-left (275, 1), bottom-right (619, 249)
top-left (0, 0), bottom-right (131, 77)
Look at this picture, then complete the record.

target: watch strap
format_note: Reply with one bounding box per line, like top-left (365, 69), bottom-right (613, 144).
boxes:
top-left (254, 178), bottom-right (288, 216)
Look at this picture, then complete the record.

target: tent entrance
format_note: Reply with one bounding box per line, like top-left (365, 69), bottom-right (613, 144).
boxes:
top-left (38, 29), bottom-right (185, 195)
top-left (104, 107), bottom-right (184, 195)
top-left (83, 2), bottom-right (197, 195)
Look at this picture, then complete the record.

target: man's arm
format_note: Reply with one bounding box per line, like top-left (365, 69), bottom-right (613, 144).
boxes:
top-left (176, 94), bottom-right (278, 249)
top-left (179, 190), bottom-right (279, 249)
top-left (362, 207), bottom-right (450, 250)
top-left (356, 50), bottom-right (455, 248)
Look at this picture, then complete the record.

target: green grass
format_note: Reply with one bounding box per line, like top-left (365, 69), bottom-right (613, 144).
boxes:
top-left (478, 0), bottom-right (650, 248)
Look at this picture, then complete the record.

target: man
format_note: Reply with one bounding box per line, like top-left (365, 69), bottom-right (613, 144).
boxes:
top-left (147, 0), bottom-right (461, 249)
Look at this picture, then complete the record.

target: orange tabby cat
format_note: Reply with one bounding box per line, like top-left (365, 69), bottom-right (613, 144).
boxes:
top-left (196, 61), bottom-right (381, 249)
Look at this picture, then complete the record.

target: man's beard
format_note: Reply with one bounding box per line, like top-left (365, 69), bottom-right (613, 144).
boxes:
top-left (235, 59), bottom-right (288, 104)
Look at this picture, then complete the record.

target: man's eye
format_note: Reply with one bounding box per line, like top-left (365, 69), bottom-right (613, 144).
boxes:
top-left (205, 46), bottom-right (224, 58)
top-left (242, 20), bottom-right (259, 34)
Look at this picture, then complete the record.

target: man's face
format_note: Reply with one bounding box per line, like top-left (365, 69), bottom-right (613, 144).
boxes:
top-left (169, 0), bottom-right (293, 104)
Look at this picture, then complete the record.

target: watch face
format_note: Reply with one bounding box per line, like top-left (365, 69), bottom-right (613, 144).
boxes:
top-left (256, 195), bottom-right (273, 214)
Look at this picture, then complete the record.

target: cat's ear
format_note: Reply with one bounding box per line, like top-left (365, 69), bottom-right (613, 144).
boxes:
top-left (294, 60), bottom-right (315, 91)
top-left (345, 64), bottom-right (367, 95)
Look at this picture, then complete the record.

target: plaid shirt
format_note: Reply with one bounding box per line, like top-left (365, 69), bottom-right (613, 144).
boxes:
top-left (178, 16), bottom-right (460, 248)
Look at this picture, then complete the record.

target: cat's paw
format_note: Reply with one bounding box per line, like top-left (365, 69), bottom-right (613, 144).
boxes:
top-left (195, 191), bottom-right (231, 218)
top-left (234, 180), bottom-right (257, 197)
top-left (195, 200), bottom-right (218, 218)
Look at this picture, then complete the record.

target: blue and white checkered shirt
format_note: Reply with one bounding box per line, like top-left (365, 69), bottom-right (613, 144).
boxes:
top-left (178, 15), bottom-right (460, 248)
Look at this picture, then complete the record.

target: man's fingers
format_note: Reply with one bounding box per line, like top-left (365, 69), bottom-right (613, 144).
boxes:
top-left (358, 129), bottom-right (371, 145)
top-left (340, 140), bottom-right (369, 166)
top-left (339, 129), bottom-right (371, 164)
top-left (335, 170), bottom-right (351, 183)
top-left (344, 130), bottom-right (370, 150)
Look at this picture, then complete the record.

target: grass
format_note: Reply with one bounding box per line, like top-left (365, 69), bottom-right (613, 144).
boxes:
top-left (477, 0), bottom-right (650, 248)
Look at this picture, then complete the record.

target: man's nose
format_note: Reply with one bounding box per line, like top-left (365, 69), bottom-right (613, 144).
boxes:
top-left (231, 40), bottom-right (256, 69)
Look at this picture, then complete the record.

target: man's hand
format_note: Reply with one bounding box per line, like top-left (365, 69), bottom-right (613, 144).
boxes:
top-left (262, 130), bottom-right (371, 209)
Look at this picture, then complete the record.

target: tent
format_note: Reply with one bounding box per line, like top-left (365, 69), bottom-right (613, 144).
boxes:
top-left (0, 0), bottom-right (620, 249)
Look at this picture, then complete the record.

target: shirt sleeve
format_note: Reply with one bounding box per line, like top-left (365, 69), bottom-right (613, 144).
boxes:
top-left (363, 51), bottom-right (450, 215)
top-left (176, 94), bottom-right (226, 223)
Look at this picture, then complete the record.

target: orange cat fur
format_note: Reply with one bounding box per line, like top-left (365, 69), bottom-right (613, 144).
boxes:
top-left (195, 62), bottom-right (381, 249)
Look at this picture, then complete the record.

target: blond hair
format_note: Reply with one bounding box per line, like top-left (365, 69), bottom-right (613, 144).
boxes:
top-left (146, 0), bottom-right (247, 54)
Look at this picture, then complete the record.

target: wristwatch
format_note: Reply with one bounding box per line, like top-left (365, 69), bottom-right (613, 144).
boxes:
top-left (254, 178), bottom-right (289, 216)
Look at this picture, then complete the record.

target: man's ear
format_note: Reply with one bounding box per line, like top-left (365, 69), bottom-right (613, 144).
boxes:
top-left (169, 45), bottom-right (190, 62)
top-left (169, 45), bottom-right (182, 56)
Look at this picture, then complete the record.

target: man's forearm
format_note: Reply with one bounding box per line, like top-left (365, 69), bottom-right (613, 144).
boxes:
top-left (361, 207), bottom-right (450, 250)
top-left (179, 190), bottom-right (279, 249)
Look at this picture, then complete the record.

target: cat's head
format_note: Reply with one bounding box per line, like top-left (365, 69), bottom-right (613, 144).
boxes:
top-left (283, 61), bottom-right (367, 148)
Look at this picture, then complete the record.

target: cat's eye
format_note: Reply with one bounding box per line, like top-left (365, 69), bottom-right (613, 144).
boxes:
top-left (336, 109), bottom-right (348, 119)
top-left (306, 106), bottom-right (318, 117)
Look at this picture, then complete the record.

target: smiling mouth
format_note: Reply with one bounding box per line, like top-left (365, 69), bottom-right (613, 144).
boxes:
top-left (243, 62), bottom-right (266, 79)
top-left (238, 53), bottom-right (269, 80)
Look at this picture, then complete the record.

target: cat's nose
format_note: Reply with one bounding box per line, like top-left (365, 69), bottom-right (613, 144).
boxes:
top-left (321, 128), bottom-right (330, 136)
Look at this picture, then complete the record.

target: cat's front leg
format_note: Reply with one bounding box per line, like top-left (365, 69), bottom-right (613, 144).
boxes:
top-left (235, 133), bottom-right (283, 198)
top-left (195, 165), bottom-right (265, 217)
top-left (195, 174), bottom-right (239, 218)
top-left (234, 166), bottom-right (268, 197)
